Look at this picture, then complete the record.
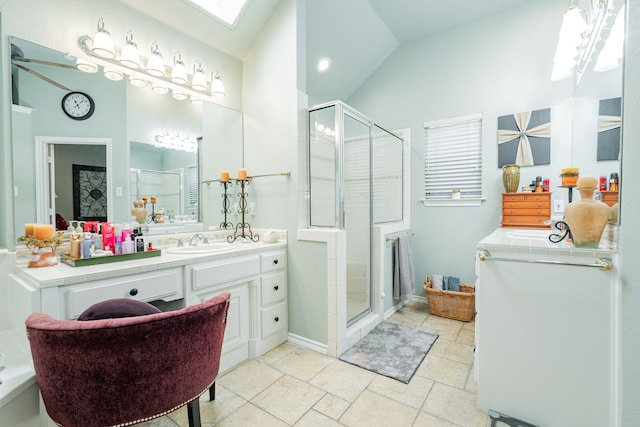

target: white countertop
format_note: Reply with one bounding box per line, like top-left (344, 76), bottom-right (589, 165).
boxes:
top-left (14, 239), bottom-right (286, 289)
top-left (478, 227), bottom-right (616, 259)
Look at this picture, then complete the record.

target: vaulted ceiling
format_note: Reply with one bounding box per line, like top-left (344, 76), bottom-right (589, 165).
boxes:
top-left (118, 0), bottom-right (531, 101)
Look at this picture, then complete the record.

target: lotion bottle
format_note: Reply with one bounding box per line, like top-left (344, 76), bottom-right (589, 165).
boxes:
top-left (122, 235), bottom-right (135, 254)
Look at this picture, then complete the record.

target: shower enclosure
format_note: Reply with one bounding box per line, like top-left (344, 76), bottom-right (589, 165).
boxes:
top-left (308, 101), bottom-right (403, 326)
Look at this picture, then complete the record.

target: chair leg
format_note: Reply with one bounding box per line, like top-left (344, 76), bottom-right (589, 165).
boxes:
top-left (187, 398), bottom-right (202, 427)
top-left (209, 381), bottom-right (216, 401)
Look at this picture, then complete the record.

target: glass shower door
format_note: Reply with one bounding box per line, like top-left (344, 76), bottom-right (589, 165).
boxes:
top-left (343, 112), bottom-right (372, 324)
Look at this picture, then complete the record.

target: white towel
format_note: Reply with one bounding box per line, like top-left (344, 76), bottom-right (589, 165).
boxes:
top-left (432, 274), bottom-right (443, 290)
top-left (393, 235), bottom-right (415, 300)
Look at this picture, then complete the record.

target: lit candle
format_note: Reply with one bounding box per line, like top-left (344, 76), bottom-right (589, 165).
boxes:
top-left (220, 171), bottom-right (229, 182)
top-left (150, 196), bottom-right (157, 204)
top-left (237, 168), bottom-right (247, 180)
top-left (25, 223), bottom-right (36, 237)
top-left (34, 224), bottom-right (54, 241)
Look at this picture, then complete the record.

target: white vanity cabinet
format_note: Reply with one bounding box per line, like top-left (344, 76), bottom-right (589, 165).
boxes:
top-left (185, 249), bottom-right (288, 372)
top-left (475, 228), bottom-right (617, 427)
top-left (254, 250), bottom-right (288, 356)
top-left (9, 267), bottom-right (184, 320)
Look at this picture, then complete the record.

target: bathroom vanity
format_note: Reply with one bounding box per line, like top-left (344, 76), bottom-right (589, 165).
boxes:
top-left (8, 236), bottom-right (288, 372)
top-left (475, 228), bottom-right (618, 426)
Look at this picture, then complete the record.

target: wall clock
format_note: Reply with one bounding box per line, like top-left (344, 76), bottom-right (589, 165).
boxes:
top-left (61, 91), bottom-right (95, 120)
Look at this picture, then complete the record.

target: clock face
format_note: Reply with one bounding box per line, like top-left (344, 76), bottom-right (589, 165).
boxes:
top-left (61, 92), bottom-right (95, 120)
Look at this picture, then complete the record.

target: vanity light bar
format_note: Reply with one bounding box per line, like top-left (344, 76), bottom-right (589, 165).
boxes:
top-left (77, 34), bottom-right (225, 103)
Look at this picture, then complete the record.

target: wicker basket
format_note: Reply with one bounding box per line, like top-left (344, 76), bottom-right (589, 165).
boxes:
top-left (423, 275), bottom-right (475, 322)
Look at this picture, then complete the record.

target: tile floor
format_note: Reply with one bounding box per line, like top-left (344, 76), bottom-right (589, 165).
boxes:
top-left (138, 301), bottom-right (489, 427)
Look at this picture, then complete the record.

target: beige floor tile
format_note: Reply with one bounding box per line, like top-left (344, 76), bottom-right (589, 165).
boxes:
top-left (388, 307), bottom-right (428, 327)
top-left (252, 375), bottom-right (326, 425)
top-left (133, 417), bottom-right (179, 426)
top-left (465, 365), bottom-right (478, 394)
top-left (415, 323), bottom-right (459, 342)
top-left (415, 354), bottom-right (471, 389)
top-left (309, 360), bottom-right (375, 402)
top-left (313, 393), bottom-right (351, 420)
top-left (217, 359), bottom-right (283, 401)
top-left (273, 346), bottom-right (334, 381)
top-left (422, 382), bottom-right (488, 427)
top-left (462, 319), bottom-right (476, 331)
top-left (412, 411), bottom-right (459, 427)
top-left (367, 374), bottom-right (434, 409)
top-left (167, 385), bottom-right (246, 427)
top-left (402, 300), bottom-right (429, 311)
top-left (215, 402), bottom-right (289, 427)
top-left (294, 409), bottom-right (344, 427)
top-left (429, 338), bottom-right (475, 365)
top-left (424, 315), bottom-right (464, 335)
top-left (339, 389), bottom-right (418, 427)
top-left (457, 328), bottom-right (475, 345)
top-left (257, 341), bottom-right (299, 366)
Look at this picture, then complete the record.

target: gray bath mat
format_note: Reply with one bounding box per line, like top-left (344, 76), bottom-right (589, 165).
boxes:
top-left (339, 322), bottom-right (438, 383)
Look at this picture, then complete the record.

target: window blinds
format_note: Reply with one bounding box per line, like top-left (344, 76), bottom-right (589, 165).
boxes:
top-left (424, 113), bottom-right (482, 201)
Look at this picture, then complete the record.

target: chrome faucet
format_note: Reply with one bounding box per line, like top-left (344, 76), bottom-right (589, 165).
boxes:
top-left (189, 233), bottom-right (209, 246)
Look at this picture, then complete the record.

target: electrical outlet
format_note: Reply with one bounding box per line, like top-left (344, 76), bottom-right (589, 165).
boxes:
top-left (115, 186), bottom-right (123, 197)
top-left (553, 199), bottom-right (564, 213)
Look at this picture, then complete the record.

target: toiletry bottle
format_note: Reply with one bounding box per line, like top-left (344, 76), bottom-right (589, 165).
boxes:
top-left (535, 176), bottom-right (543, 193)
top-left (70, 234), bottom-right (82, 259)
top-left (93, 224), bottom-right (103, 251)
top-left (122, 235), bottom-right (134, 254)
top-left (114, 235), bottom-right (123, 255)
top-left (82, 233), bottom-right (94, 258)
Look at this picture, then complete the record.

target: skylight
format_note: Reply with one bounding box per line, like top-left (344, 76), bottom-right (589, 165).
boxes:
top-left (185, 0), bottom-right (248, 26)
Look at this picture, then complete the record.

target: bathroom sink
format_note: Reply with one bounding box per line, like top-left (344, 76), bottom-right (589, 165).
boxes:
top-left (164, 242), bottom-right (232, 254)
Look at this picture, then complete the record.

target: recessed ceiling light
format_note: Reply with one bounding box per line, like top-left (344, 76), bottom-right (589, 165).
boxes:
top-left (185, 0), bottom-right (248, 26)
top-left (316, 57), bottom-right (331, 73)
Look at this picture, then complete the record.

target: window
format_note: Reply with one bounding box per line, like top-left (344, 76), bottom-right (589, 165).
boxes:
top-left (423, 113), bottom-right (482, 206)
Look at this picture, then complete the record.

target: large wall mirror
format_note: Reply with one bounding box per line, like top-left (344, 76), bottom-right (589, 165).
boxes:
top-left (10, 36), bottom-right (244, 241)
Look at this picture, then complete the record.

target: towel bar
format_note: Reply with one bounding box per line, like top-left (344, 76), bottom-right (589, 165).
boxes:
top-left (386, 234), bottom-right (414, 242)
top-left (477, 249), bottom-right (612, 271)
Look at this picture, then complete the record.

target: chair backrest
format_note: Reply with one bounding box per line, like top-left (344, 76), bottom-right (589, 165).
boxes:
top-left (26, 292), bottom-right (230, 427)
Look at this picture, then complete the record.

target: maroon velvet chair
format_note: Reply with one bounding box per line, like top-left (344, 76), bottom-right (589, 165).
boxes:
top-left (25, 292), bottom-right (230, 427)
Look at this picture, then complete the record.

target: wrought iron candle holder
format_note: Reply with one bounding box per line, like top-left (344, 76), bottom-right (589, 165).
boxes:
top-left (145, 201), bottom-right (158, 224)
top-left (227, 178), bottom-right (260, 243)
top-left (219, 180), bottom-right (233, 230)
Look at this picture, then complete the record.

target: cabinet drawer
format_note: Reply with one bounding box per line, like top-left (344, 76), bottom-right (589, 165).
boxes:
top-left (261, 251), bottom-right (286, 273)
top-left (502, 215), bottom-right (549, 227)
top-left (261, 301), bottom-right (287, 338)
top-left (190, 256), bottom-right (260, 290)
top-left (502, 201), bottom-right (550, 209)
top-left (66, 268), bottom-right (183, 319)
top-left (503, 193), bottom-right (551, 202)
top-left (503, 208), bottom-right (550, 215)
top-left (261, 271), bottom-right (286, 306)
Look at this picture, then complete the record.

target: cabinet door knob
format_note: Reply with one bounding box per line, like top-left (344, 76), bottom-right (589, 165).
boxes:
top-left (129, 288), bottom-right (138, 296)
top-left (274, 316), bottom-right (279, 322)
top-left (274, 285), bottom-right (279, 291)
top-left (273, 259), bottom-right (279, 265)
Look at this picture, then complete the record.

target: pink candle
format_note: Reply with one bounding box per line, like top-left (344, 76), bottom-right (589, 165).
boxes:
top-left (220, 171), bottom-right (230, 182)
top-left (237, 168), bottom-right (247, 180)
top-left (34, 224), bottom-right (54, 240)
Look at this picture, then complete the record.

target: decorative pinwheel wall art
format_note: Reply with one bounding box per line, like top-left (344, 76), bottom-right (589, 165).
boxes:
top-left (597, 97), bottom-right (621, 161)
top-left (497, 108), bottom-right (551, 168)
